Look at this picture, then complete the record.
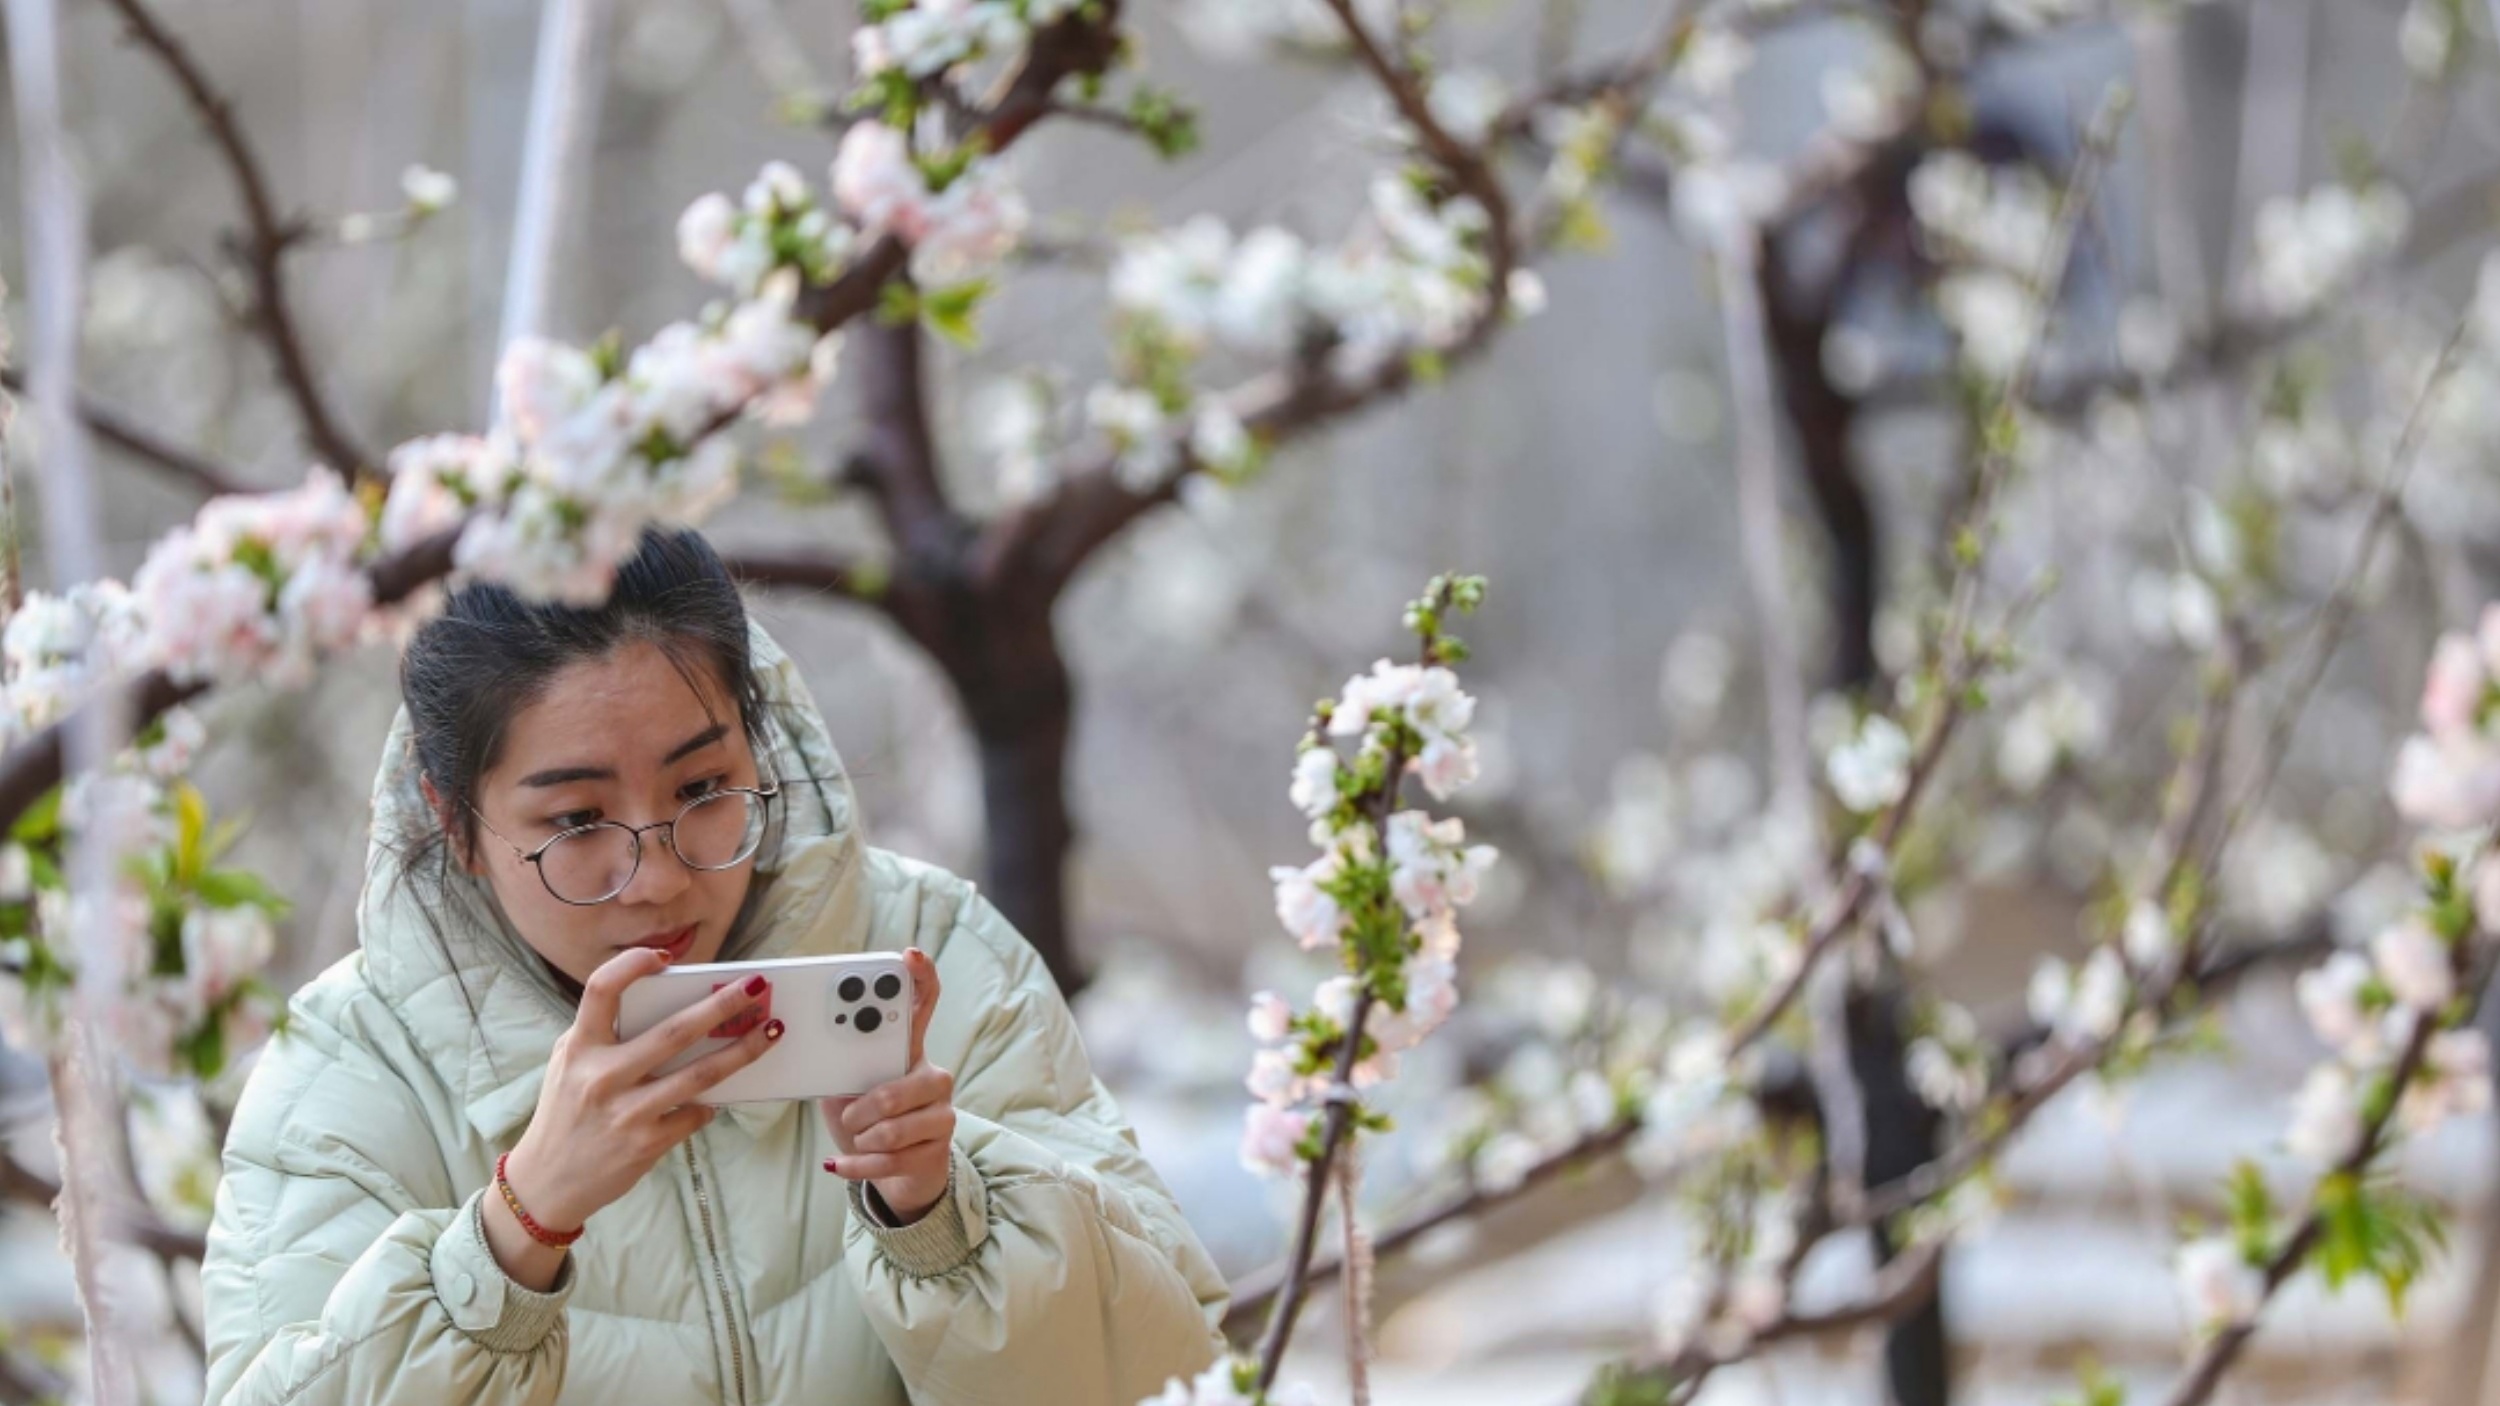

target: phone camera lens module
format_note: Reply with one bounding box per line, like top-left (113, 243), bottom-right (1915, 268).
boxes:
top-left (838, 976), bottom-right (866, 1003)
top-left (874, 973), bottom-right (902, 1001)
top-left (855, 1006), bottom-right (883, 1033)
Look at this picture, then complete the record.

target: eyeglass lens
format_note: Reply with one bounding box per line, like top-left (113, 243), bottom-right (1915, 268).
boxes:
top-left (539, 790), bottom-right (768, 904)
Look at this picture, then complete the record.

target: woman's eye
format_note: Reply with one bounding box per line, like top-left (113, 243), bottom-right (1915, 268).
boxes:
top-left (681, 775), bottom-right (728, 802)
top-left (550, 810), bottom-right (600, 831)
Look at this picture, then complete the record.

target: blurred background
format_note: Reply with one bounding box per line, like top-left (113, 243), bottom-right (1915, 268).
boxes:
top-left (9, 0), bottom-right (2500, 1402)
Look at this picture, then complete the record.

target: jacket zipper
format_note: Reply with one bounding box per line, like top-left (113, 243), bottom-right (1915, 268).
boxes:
top-left (685, 1139), bottom-right (750, 1406)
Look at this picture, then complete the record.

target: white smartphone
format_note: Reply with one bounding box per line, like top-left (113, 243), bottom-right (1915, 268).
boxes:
top-left (613, 951), bottom-right (914, 1105)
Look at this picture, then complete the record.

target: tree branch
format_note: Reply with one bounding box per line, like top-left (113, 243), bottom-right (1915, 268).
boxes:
top-left (0, 1146), bottom-right (206, 1264)
top-left (723, 548), bottom-right (880, 601)
top-left (0, 368), bottom-right (248, 498)
top-left (100, 0), bottom-right (375, 481)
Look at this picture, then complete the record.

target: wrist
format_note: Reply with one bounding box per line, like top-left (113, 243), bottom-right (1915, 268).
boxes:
top-left (871, 1177), bottom-right (942, 1227)
top-left (498, 1145), bottom-right (588, 1245)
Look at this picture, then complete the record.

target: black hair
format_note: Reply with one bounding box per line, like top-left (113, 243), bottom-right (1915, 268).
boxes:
top-left (399, 526), bottom-right (770, 864)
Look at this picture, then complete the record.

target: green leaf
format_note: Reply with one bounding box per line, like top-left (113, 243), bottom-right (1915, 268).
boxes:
top-left (195, 868), bottom-right (289, 916)
top-left (919, 279), bottom-right (993, 348)
top-left (2225, 1159), bottom-right (2275, 1260)
top-left (1125, 87), bottom-right (1200, 159)
top-left (876, 282), bottom-right (922, 327)
top-left (173, 782), bottom-right (209, 886)
top-left (2313, 1171), bottom-right (2452, 1313)
top-left (12, 785), bottom-right (61, 845)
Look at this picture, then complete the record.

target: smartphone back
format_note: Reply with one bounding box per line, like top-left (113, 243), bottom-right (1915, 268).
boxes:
top-left (612, 952), bottom-right (914, 1104)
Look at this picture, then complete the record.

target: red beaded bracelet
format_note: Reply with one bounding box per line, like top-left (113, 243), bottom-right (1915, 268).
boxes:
top-left (495, 1150), bottom-right (584, 1250)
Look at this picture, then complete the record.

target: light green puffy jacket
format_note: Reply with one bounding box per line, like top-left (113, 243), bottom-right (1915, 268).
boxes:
top-left (200, 623), bottom-right (1229, 1405)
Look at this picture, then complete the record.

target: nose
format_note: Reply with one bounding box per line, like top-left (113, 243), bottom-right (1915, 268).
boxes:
top-left (617, 823), bottom-right (695, 907)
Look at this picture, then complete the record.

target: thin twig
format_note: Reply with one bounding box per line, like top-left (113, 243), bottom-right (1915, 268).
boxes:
top-left (99, 0), bottom-right (373, 480)
top-left (2161, 944), bottom-right (2491, 1406)
top-left (0, 368), bottom-right (248, 497)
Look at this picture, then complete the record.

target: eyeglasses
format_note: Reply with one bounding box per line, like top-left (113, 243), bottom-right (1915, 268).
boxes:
top-left (467, 782), bottom-right (781, 906)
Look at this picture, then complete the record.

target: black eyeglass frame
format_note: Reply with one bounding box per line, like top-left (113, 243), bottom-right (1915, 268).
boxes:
top-left (465, 780), bottom-right (784, 907)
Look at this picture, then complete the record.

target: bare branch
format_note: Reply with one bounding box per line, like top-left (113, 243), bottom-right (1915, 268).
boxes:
top-left (723, 548), bottom-right (881, 601)
top-left (99, 0), bottom-right (375, 481)
top-left (0, 368), bottom-right (248, 498)
top-left (0, 1146), bottom-right (207, 1264)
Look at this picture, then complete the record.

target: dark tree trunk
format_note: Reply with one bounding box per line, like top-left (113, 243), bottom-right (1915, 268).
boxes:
top-left (833, 319), bottom-right (1090, 995)
top-left (947, 608), bottom-right (1081, 997)
top-left (1760, 231), bottom-right (1949, 1406)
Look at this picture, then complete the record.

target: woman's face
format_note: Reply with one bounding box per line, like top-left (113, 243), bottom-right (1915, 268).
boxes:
top-left (452, 640), bottom-right (763, 986)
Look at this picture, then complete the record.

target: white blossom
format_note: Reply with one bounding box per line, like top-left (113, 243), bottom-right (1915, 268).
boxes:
top-left (1246, 990), bottom-right (1293, 1044)
top-left (2287, 1063), bottom-right (2363, 1164)
top-left (1825, 713), bottom-right (1912, 813)
top-left (2371, 918), bottom-right (2455, 1013)
top-left (399, 164), bottom-right (458, 214)
top-left (2400, 1029), bottom-right (2493, 1134)
top-left (1239, 1103), bottom-right (1314, 1178)
top-left (2175, 1237), bottom-right (2264, 1331)
top-left (1287, 746), bottom-right (1339, 820)
top-left (2296, 951), bottom-right (2384, 1060)
top-left (2245, 182), bottom-right (2410, 320)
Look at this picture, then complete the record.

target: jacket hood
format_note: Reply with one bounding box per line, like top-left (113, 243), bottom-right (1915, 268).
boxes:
top-left (355, 618), bottom-right (871, 1141)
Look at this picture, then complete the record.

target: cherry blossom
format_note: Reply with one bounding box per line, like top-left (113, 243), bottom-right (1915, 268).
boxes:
top-left (2388, 604), bottom-right (2500, 829)
top-left (1825, 712), bottom-right (1911, 813)
top-left (831, 122), bottom-right (1027, 283)
top-left (2175, 1237), bottom-right (2265, 1331)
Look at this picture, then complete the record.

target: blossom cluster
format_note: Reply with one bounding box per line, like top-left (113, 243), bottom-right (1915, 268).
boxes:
top-left (2286, 902), bottom-right (2489, 1166)
top-left (1095, 180), bottom-right (1543, 489)
top-left (391, 167), bottom-right (866, 604)
top-left (850, 0), bottom-right (1082, 84)
top-left (2390, 604), bottom-right (2500, 830)
top-left (1906, 150), bottom-right (2062, 383)
top-left (2241, 181), bottom-right (2410, 321)
top-left (832, 123), bottom-right (1027, 285)
top-left (0, 720), bottom-right (287, 1083)
top-left (1241, 581), bottom-right (1496, 1180)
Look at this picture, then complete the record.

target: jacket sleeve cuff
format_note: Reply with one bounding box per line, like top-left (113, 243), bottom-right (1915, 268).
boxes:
top-left (846, 1140), bottom-right (987, 1278)
top-left (430, 1188), bottom-right (575, 1353)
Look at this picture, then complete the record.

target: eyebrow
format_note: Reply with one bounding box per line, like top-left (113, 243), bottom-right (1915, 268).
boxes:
top-left (517, 722), bottom-right (731, 789)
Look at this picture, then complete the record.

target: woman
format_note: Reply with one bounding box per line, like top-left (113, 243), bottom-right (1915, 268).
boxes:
top-left (201, 528), bottom-right (1228, 1405)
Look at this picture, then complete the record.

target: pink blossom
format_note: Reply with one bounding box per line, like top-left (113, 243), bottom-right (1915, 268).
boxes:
top-left (2422, 634), bottom-right (2487, 735)
top-left (2390, 733), bottom-right (2500, 830)
top-left (1244, 1047), bottom-right (1309, 1106)
top-left (181, 905), bottom-right (276, 1003)
top-left (1246, 990), bottom-right (1293, 1043)
top-left (833, 123), bottom-right (928, 239)
top-left (2372, 917), bottom-right (2455, 1012)
top-left (1410, 732), bottom-right (1480, 799)
top-left (1269, 850), bottom-right (1350, 950)
top-left (133, 536), bottom-right (280, 687)
top-left (496, 338), bottom-right (601, 447)
top-left (382, 435), bottom-right (503, 553)
top-left (2295, 951), bottom-right (2381, 1059)
top-left (2400, 1028), bottom-right (2494, 1133)
top-left (1239, 1104), bottom-right (1313, 1178)
top-left (677, 192), bottom-right (740, 283)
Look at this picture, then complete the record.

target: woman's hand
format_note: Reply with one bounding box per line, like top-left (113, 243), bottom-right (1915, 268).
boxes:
top-left (489, 948), bottom-right (783, 1285)
top-left (820, 948), bottom-right (954, 1225)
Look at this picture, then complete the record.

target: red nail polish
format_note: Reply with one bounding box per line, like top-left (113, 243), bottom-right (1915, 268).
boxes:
top-left (823, 1158), bottom-right (840, 1174)
top-left (744, 974), bottom-right (769, 997)
top-left (764, 1019), bottom-right (785, 1041)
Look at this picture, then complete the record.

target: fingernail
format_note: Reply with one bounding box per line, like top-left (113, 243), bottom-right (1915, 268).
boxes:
top-left (655, 949), bottom-right (675, 964)
top-left (764, 1019), bottom-right (785, 1041)
top-left (822, 1158), bottom-right (840, 1174)
top-left (744, 974), bottom-right (769, 997)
